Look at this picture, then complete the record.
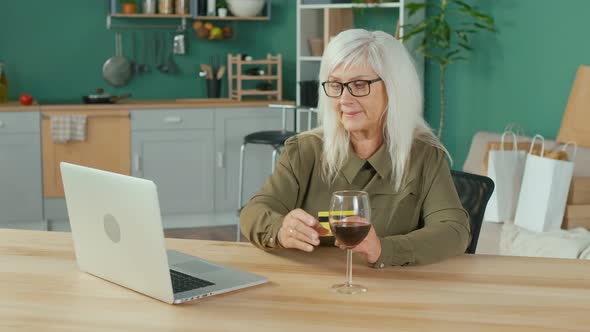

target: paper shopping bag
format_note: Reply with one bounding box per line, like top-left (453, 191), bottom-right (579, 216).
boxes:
top-left (514, 136), bottom-right (576, 232)
top-left (483, 131), bottom-right (527, 223)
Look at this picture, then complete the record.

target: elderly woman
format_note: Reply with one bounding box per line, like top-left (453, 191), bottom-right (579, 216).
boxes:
top-left (240, 29), bottom-right (469, 268)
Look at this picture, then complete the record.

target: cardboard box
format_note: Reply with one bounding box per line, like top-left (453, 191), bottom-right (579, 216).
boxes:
top-left (557, 65), bottom-right (590, 148)
top-left (562, 205), bottom-right (590, 229)
top-left (568, 177), bottom-right (590, 205)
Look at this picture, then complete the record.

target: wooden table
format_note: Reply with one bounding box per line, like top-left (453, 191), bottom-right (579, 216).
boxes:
top-left (1, 229), bottom-right (590, 331)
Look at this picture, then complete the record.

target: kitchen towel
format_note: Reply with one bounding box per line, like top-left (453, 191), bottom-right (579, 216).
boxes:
top-left (50, 115), bottom-right (87, 143)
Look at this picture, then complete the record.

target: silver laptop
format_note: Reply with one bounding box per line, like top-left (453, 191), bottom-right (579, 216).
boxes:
top-left (60, 162), bottom-right (267, 304)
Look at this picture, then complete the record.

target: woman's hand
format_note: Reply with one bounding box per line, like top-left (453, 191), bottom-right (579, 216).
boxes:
top-left (335, 226), bottom-right (382, 264)
top-left (278, 209), bottom-right (329, 252)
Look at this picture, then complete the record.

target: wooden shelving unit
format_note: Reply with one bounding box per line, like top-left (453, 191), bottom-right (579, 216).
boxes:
top-left (194, 16), bottom-right (269, 21)
top-left (296, 0), bottom-right (425, 106)
top-left (227, 54), bottom-right (283, 101)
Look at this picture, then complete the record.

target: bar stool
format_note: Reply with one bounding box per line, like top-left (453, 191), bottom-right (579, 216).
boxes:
top-left (237, 105), bottom-right (297, 237)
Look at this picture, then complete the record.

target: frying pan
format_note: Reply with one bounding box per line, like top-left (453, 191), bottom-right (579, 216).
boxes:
top-left (82, 93), bottom-right (131, 104)
top-left (103, 32), bottom-right (132, 87)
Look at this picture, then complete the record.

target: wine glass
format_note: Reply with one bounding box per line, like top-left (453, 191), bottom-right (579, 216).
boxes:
top-left (329, 190), bottom-right (371, 294)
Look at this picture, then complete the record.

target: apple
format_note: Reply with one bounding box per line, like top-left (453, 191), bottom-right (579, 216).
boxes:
top-left (19, 94), bottom-right (33, 105)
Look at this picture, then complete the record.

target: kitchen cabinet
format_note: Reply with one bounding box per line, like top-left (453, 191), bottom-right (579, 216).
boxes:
top-left (0, 111), bottom-right (43, 228)
top-left (41, 110), bottom-right (130, 198)
top-left (131, 109), bottom-right (215, 220)
top-left (214, 107), bottom-right (289, 212)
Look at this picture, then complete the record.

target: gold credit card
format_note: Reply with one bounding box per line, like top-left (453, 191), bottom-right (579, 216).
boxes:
top-left (317, 210), bottom-right (356, 236)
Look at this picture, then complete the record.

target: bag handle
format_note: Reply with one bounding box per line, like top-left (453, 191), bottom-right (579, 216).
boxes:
top-left (529, 134), bottom-right (545, 156)
top-left (561, 141), bottom-right (578, 160)
top-left (500, 130), bottom-right (518, 152)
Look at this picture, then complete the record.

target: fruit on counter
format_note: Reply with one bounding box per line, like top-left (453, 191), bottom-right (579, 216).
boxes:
top-left (19, 94), bottom-right (33, 106)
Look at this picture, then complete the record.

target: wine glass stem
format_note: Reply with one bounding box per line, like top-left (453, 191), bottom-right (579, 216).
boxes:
top-left (346, 249), bottom-right (353, 287)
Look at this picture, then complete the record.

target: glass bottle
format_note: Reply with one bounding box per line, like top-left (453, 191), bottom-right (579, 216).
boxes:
top-left (0, 63), bottom-right (8, 103)
top-left (176, 0), bottom-right (189, 15)
top-left (158, 0), bottom-right (173, 14)
top-left (143, 0), bottom-right (156, 14)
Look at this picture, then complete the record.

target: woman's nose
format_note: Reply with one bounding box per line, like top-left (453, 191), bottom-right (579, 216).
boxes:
top-left (339, 86), bottom-right (355, 104)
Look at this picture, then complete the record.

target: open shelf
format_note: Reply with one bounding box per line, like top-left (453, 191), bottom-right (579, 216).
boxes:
top-left (195, 16), bottom-right (270, 21)
top-left (300, 2), bottom-right (401, 9)
top-left (300, 56), bottom-right (322, 61)
top-left (239, 90), bottom-right (280, 96)
top-left (236, 75), bottom-right (280, 80)
top-left (110, 13), bottom-right (191, 18)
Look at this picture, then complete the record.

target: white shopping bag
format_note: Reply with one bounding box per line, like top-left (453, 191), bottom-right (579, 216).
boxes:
top-left (514, 136), bottom-right (576, 232)
top-left (483, 131), bottom-right (527, 223)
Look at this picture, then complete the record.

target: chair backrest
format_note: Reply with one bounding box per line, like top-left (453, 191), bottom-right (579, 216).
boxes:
top-left (450, 170), bottom-right (495, 254)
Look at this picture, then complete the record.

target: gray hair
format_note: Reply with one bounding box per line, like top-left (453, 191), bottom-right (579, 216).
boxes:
top-left (311, 29), bottom-right (449, 191)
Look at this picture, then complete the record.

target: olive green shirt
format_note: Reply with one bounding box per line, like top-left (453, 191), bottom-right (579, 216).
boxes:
top-left (240, 133), bottom-right (470, 268)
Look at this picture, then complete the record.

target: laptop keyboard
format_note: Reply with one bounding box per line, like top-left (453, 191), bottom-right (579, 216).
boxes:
top-left (170, 269), bottom-right (215, 293)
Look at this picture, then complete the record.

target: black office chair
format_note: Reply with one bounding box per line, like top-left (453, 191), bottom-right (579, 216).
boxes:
top-left (450, 170), bottom-right (495, 254)
top-left (237, 104), bottom-right (297, 217)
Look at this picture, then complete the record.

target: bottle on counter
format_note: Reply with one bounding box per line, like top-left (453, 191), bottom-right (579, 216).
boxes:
top-left (0, 63), bottom-right (8, 103)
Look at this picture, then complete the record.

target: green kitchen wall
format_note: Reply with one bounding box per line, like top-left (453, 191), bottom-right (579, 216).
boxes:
top-left (424, 0), bottom-right (590, 168)
top-left (0, 0), bottom-right (296, 103)
top-left (1, 0), bottom-right (588, 169)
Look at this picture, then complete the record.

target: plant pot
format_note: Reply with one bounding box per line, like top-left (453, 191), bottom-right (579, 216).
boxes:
top-left (218, 8), bottom-right (228, 17)
top-left (121, 3), bottom-right (137, 14)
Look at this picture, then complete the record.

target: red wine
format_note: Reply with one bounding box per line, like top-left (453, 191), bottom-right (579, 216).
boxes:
top-left (330, 221), bottom-right (370, 248)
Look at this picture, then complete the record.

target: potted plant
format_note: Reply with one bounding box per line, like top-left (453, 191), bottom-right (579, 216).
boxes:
top-left (402, 0), bottom-right (496, 139)
top-left (121, 0), bottom-right (137, 14)
top-left (217, 0), bottom-right (228, 17)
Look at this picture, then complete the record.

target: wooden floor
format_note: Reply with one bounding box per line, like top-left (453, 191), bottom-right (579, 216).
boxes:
top-left (164, 225), bottom-right (248, 242)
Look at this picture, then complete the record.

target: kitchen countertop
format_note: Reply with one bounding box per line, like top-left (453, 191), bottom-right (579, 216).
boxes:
top-left (0, 99), bottom-right (295, 112)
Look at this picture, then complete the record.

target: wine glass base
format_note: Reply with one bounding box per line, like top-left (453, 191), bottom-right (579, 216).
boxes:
top-left (331, 283), bottom-right (367, 295)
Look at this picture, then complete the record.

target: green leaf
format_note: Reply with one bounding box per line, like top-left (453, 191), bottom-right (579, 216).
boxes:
top-left (458, 42), bottom-right (473, 51)
top-left (474, 22), bottom-right (497, 32)
top-left (450, 0), bottom-right (472, 10)
top-left (402, 21), bottom-right (427, 41)
top-left (446, 49), bottom-right (460, 58)
top-left (405, 3), bottom-right (427, 16)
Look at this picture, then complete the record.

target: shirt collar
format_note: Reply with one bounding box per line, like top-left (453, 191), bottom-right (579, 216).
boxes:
top-left (367, 143), bottom-right (391, 179)
top-left (341, 143), bottom-right (390, 184)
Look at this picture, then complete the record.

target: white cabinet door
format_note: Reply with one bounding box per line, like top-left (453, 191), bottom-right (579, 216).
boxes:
top-left (214, 107), bottom-right (284, 212)
top-left (0, 112), bottom-right (43, 227)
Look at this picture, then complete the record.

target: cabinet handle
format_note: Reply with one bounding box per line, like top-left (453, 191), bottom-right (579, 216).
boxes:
top-left (134, 154), bottom-right (141, 172)
top-left (217, 152), bottom-right (224, 168)
top-left (164, 116), bottom-right (183, 124)
top-left (0, 120), bottom-right (4, 128)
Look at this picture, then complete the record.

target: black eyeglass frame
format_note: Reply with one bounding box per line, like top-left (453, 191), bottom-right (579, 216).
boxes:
top-left (321, 78), bottom-right (383, 97)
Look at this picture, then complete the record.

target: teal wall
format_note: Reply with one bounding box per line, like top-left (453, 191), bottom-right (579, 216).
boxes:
top-left (0, 0), bottom-right (296, 103)
top-left (424, 0), bottom-right (590, 169)
top-left (2, 0), bottom-right (588, 169)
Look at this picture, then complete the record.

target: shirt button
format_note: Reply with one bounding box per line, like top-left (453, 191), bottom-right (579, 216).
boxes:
top-left (379, 263), bottom-right (385, 269)
top-left (269, 237), bottom-right (274, 244)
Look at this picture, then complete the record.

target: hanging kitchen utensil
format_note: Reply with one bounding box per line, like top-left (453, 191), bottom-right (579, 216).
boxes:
top-left (157, 32), bottom-right (169, 73)
top-left (173, 28), bottom-right (186, 55)
top-left (102, 32), bottom-right (132, 87)
top-left (141, 31), bottom-right (150, 73)
top-left (131, 32), bottom-right (141, 75)
top-left (166, 32), bottom-right (178, 74)
top-left (82, 88), bottom-right (132, 104)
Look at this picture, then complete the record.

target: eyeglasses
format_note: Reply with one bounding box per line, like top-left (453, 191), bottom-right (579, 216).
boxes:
top-left (321, 78), bottom-right (382, 98)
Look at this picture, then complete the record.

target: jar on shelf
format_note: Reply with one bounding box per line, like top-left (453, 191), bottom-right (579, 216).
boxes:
top-left (158, 0), bottom-right (173, 14)
top-left (176, 0), bottom-right (189, 15)
top-left (143, 0), bottom-right (156, 14)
